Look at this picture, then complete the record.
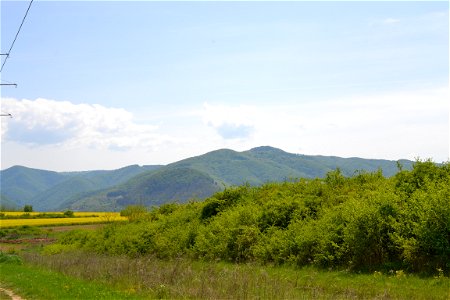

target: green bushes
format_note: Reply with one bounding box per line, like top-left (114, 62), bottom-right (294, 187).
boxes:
top-left (0, 252), bottom-right (23, 264)
top-left (120, 205), bottom-right (148, 222)
top-left (50, 161), bottom-right (450, 275)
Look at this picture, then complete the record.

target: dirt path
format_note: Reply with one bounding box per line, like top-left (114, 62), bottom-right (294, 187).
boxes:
top-left (0, 287), bottom-right (25, 300)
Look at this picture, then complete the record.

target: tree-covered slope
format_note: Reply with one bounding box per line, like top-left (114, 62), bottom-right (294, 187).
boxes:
top-left (168, 146), bottom-right (413, 185)
top-left (0, 166), bottom-right (69, 206)
top-left (0, 193), bottom-right (19, 210)
top-left (65, 167), bottom-right (221, 211)
top-left (2, 146), bottom-right (415, 211)
top-left (168, 148), bottom-right (299, 186)
top-left (244, 146), bottom-right (414, 178)
top-left (1, 165), bottom-right (161, 211)
top-left (63, 147), bottom-right (415, 211)
top-left (30, 165), bottom-right (162, 211)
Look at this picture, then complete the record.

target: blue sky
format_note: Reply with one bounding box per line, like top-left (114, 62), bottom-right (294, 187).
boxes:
top-left (1, 1), bottom-right (449, 171)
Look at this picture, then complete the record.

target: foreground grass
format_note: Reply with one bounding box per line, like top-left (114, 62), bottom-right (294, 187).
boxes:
top-left (0, 262), bottom-right (147, 299)
top-left (12, 251), bottom-right (450, 299)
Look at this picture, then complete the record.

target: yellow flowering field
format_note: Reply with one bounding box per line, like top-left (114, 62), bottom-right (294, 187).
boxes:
top-left (0, 212), bottom-right (127, 228)
top-left (1, 212), bottom-right (118, 217)
top-left (2, 212), bottom-right (42, 216)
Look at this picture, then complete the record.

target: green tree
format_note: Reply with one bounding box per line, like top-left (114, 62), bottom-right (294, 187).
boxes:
top-left (23, 205), bottom-right (33, 212)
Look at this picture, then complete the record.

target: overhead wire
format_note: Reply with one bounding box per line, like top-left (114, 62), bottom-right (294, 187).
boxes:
top-left (0, 0), bottom-right (34, 73)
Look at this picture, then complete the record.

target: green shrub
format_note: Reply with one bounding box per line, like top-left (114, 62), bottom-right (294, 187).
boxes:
top-left (120, 205), bottom-right (148, 222)
top-left (43, 163), bottom-right (450, 274)
top-left (63, 210), bottom-right (74, 217)
top-left (0, 252), bottom-right (23, 264)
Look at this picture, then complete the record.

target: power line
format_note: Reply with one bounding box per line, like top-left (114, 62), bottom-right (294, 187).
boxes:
top-left (0, 0), bottom-right (34, 72)
top-left (0, 79), bottom-right (17, 87)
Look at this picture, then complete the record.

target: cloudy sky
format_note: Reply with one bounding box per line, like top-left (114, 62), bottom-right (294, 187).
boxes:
top-left (1, 1), bottom-right (448, 171)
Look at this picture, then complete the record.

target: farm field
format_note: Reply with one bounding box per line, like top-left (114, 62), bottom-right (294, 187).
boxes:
top-left (1, 211), bottom-right (121, 217)
top-left (0, 212), bottom-right (127, 228)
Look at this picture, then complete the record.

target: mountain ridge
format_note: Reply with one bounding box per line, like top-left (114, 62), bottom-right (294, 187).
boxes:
top-left (1, 146), bottom-right (414, 211)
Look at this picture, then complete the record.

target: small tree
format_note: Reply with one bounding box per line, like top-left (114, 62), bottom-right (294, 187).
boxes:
top-left (23, 205), bottom-right (33, 212)
top-left (63, 210), bottom-right (74, 217)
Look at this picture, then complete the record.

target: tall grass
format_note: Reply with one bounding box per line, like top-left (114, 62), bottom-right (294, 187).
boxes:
top-left (0, 262), bottom-right (145, 300)
top-left (22, 251), bottom-right (450, 299)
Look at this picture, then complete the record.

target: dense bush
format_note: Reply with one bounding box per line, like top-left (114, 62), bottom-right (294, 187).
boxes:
top-left (51, 161), bottom-right (450, 274)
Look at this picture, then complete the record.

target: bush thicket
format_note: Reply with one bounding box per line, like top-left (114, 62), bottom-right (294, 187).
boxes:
top-left (51, 160), bottom-right (450, 274)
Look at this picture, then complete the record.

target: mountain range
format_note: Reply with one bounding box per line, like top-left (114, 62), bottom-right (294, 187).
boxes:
top-left (0, 146), bottom-right (413, 211)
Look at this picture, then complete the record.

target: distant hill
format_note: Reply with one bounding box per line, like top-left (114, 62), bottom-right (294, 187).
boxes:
top-left (167, 146), bottom-right (412, 184)
top-left (65, 167), bottom-right (221, 211)
top-left (0, 194), bottom-right (19, 210)
top-left (1, 146), bottom-right (414, 211)
top-left (0, 166), bottom-right (69, 207)
top-left (65, 147), bottom-right (414, 211)
top-left (0, 164), bottom-right (161, 211)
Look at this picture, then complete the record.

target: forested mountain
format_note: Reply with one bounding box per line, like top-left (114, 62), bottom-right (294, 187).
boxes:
top-left (0, 165), bottom-right (161, 211)
top-left (169, 146), bottom-right (412, 185)
top-left (64, 146), bottom-right (414, 211)
top-left (64, 168), bottom-right (221, 211)
top-left (0, 166), bottom-right (69, 207)
top-left (1, 146), bottom-right (415, 211)
top-left (0, 194), bottom-right (18, 210)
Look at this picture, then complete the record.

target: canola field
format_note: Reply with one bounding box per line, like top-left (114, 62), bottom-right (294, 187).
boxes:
top-left (0, 212), bottom-right (127, 228)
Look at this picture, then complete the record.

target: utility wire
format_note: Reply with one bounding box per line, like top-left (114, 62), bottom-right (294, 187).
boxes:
top-left (0, 0), bottom-right (34, 72)
top-left (0, 79), bottom-right (17, 87)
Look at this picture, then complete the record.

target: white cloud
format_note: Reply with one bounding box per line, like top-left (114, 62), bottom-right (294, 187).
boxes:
top-left (201, 102), bottom-right (256, 140)
top-left (0, 97), bottom-right (173, 150)
top-left (1, 87), bottom-right (447, 171)
top-left (199, 87), bottom-right (449, 162)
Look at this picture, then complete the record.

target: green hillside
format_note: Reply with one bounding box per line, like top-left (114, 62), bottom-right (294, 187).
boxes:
top-left (30, 177), bottom-right (99, 211)
top-left (245, 146), bottom-right (413, 178)
top-left (169, 146), bottom-right (413, 186)
top-left (65, 167), bottom-right (221, 211)
top-left (0, 166), bottom-right (69, 206)
top-left (29, 165), bottom-right (161, 211)
top-left (0, 165), bottom-right (161, 211)
top-left (0, 194), bottom-right (19, 210)
top-left (168, 148), bottom-right (294, 185)
top-left (1, 147), bottom-right (415, 211)
top-left (67, 147), bottom-right (414, 211)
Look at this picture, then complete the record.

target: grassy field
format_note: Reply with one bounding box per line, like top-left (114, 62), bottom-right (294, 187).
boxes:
top-left (1, 251), bottom-right (449, 300)
top-left (0, 257), bottom-right (147, 300)
top-left (0, 212), bottom-right (127, 228)
top-left (0, 224), bottom-right (103, 253)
